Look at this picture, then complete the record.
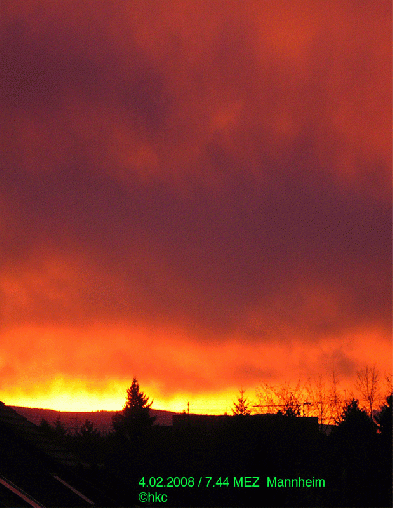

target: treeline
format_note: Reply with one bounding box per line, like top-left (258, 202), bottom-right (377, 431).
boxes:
top-left (37, 376), bottom-right (392, 507)
top-left (252, 365), bottom-right (392, 426)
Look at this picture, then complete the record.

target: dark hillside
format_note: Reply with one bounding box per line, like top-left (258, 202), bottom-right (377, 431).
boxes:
top-left (11, 406), bottom-right (175, 433)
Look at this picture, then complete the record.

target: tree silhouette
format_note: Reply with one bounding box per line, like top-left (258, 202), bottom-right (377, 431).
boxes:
top-left (80, 419), bottom-right (100, 438)
top-left (375, 393), bottom-right (393, 507)
top-left (305, 376), bottom-right (329, 425)
top-left (332, 398), bottom-right (377, 445)
top-left (39, 417), bottom-right (54, 435)
top-left (54, 415), bottom-right (67, 439)
top-left (329, 398), bottom-right (379, 506)
top-left (328, 369), bottom-right (344, 424)
top-left (355, 365), bottom-right (380, 420)
top-left (281, 405), bottom-right (300, 417)
top-left (232, 388), bottom-right (251, 415)
top-left (255, 380), bottom-right (302, 416)
top-left (112, 377), bottom-right (156, 440)
top-left (375, 393), bottom-right (392, 442)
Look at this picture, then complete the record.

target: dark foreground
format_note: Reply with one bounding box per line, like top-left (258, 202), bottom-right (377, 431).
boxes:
top-left (0, 403), bottom-right (391, 507)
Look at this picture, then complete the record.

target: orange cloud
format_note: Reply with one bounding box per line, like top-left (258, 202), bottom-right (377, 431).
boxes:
top-left (0, 0), bottom-right (390, 412)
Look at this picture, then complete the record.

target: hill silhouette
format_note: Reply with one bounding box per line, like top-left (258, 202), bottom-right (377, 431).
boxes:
top-left (11, 405), bottom-right (181, 433)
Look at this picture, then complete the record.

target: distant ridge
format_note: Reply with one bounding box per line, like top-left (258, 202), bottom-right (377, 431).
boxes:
top-left (11, 406), bottom-right (178, 433)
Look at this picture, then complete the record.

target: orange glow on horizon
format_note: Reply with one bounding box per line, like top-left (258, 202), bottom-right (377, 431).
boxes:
top-left (1, 364), bottom-right (391, 416)
top-left (0, 378), bottom-right (241, 415)
top-left (0, 324), bottom-right (391, 414)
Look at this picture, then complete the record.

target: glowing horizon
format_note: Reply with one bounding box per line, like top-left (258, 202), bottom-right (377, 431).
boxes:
top-left (1, 389), bottom-right (241, 415)
top-left (1, 368), bottom-right (390, 417)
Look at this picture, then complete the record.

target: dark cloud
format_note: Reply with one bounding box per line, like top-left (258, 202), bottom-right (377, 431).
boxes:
top-left (1, 151), bottom-right (389, 338)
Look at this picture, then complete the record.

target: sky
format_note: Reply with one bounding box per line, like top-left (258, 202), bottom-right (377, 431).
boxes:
top-left (0, 0), bottom-right (391, 414)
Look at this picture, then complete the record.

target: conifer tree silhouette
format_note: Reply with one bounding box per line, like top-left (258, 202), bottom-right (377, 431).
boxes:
top-left (112, 377), bottom-right (156, 440)
top-left (232, 388), bottom-right (251, 415)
